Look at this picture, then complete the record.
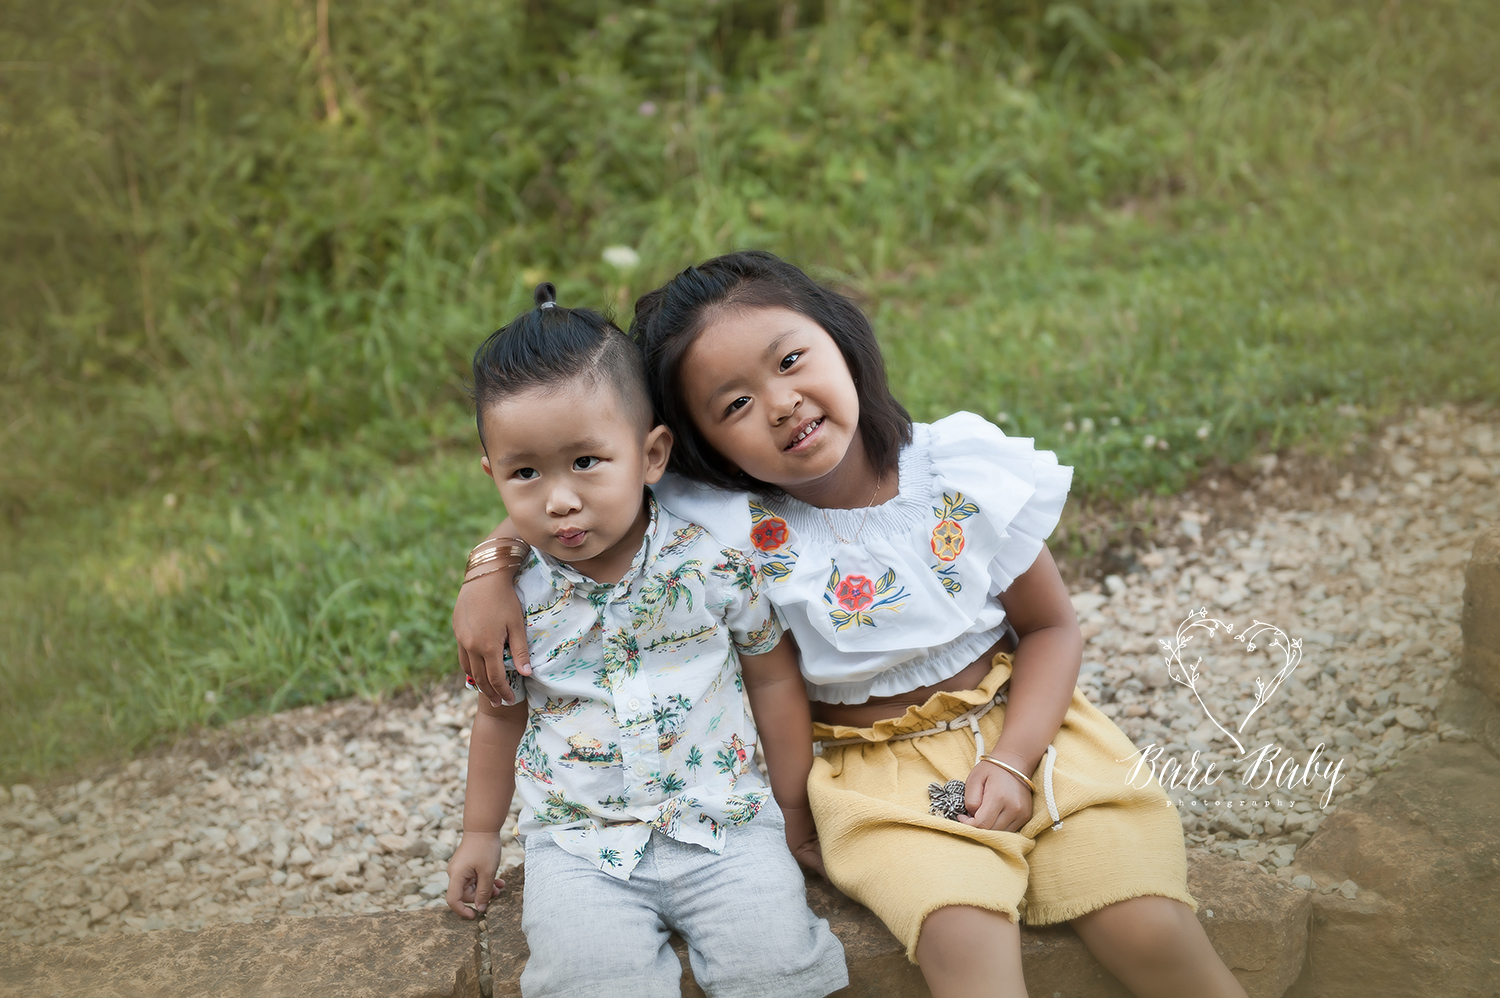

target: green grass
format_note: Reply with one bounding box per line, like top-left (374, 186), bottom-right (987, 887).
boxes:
top-left (3, 0), bottom-right (1499, 782)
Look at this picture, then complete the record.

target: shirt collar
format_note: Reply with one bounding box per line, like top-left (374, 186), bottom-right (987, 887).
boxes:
top-left (534, 491), bottom-right (661, 594)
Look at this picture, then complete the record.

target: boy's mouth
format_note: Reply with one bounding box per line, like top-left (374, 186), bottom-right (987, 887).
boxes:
top-left (555, 528), bottom-right (588, 548)
top-left (785, 417), bottom-right (824, 451)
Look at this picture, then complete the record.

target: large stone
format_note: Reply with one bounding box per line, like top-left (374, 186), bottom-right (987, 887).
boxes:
top-left (1437, 675), bottom-right (1500, 759)
top-left (1460, 524), bottom-right (1500, 705)
top-left (0, 911), bottom-right (481, 998)
top-left (1283, 740), bottom-right (1500, 998)
top-left (485, 851), bottom-right (1307, 997)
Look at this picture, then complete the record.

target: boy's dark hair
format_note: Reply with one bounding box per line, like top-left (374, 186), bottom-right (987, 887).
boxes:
top-left (471, 283), bottom-right (652, 451)
top-left (629, 250), bottom-right (912, 491)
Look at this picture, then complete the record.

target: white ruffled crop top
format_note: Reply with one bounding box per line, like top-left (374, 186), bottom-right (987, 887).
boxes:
top-left (652, 411), bottom-right (1074, 704)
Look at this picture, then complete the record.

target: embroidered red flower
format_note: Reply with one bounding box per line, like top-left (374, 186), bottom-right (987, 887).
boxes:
top-left (931, 520), bottom-right (966, 562)
top-left (750, 516), bottom-right (790, 552)
top-left (834, 575), bottom-right (875, 611)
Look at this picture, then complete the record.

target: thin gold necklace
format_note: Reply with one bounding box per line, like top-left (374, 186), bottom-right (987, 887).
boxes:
top-left (819, 474), bottom-right (885, 545)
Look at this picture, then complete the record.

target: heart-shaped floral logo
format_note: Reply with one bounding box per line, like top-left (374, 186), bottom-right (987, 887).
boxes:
top-left (1158, 608), bottom-right (1304, 757)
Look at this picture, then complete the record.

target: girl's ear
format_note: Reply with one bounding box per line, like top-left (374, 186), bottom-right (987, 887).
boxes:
top-left (642, 425), bottom-right (674, 484)
top-left (481, 455), bottom-right (495, 481)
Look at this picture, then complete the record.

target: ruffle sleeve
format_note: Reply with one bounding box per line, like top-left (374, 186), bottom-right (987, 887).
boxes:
top-left (928, 411), bottom-right (1074, 595)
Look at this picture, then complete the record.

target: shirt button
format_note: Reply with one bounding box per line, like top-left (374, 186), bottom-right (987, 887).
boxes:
top-left (633, 763), bottom-right (648, 776)
top-left (627, 697), bottom-right (641, 712)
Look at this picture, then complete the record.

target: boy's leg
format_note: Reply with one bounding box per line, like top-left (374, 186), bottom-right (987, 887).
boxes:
top-left (662, 800), bottom-right (848, 998)
top-left (518, 834), bottom-right (680, 998)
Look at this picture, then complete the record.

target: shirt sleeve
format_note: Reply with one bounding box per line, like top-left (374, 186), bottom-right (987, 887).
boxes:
top-left (711, 546), bottom-right (787, 655)
top-left (927, 411), bottom-right (1074, 595)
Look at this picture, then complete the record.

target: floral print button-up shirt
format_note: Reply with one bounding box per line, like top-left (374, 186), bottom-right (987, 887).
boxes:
top-left (507, 494), bottom-right (784, 879)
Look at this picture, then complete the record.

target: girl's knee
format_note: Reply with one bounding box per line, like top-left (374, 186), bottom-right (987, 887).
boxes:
top-left (1074, 896), bottom-right (1201, 955)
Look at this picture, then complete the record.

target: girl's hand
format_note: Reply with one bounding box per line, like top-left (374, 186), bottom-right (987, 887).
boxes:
top-left (454, 569), bottom-right (531, 708)
top-left (781, 803), bottom-right (827, 879)
top-left (446, 831), bottom-right (506, 919)
top-left (958, 757), bottom-right (1034, 832)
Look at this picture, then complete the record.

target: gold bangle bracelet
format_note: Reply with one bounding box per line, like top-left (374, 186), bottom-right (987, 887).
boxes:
top-left (980, 755), bottom-right (1037, 793)
top-left (461, 563), bottom-right (508, 587)
top-left (467, 537), bottom-right (530, 572)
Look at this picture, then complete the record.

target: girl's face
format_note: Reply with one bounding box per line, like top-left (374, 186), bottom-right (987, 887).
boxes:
top-left (681, 306), bottom-right (867, 500)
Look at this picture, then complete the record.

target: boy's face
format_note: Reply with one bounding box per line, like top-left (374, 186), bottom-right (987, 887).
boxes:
top-left (481, 378), bottom-right (672, 583)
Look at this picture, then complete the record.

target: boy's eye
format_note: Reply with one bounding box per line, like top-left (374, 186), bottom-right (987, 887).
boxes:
top-left (573, 456), bottom-right (601, 471)
top-left (779, 351), bottom-right (802, 372)
top-left (725, 396), bottom-right (751, 416)
top-left (513, 467), bottom-right (539, 481)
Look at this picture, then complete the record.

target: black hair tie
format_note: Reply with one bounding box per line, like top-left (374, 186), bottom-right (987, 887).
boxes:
top-left (534, 282), bottom-right (558, 309)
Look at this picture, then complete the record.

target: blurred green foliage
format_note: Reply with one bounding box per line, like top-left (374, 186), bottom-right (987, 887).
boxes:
top-left (2, 0), bottom-right (1498, 780)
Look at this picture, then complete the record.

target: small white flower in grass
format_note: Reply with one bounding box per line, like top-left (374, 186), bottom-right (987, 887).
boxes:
top-left (1110, 416), bottom-right (1121, 426)
top-left (1079, 417), bottom-right (1095, 434)
top-left (388, 630), bottom-right (402, 646)
top-left (995, 411), bottom-right (1011, 425)
top-left (637, 101), bottom-right (657, 117)
top-left (1142, 434), bottom-right (1157, 449)
top-left (602, 245), bottom-right (640, 271)
top-left (1197, 423), bottom-right (1211, 440)
top-left (1157, 438), bottom-right (1170, 450)
top-left (1063, 420), bottom-right (1076, 434)
top-left (204, 690), bottom-right (218, 705)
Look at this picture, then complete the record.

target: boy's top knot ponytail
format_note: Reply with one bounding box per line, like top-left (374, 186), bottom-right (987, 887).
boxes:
top-left (471, 282), bottom-right (653, 449)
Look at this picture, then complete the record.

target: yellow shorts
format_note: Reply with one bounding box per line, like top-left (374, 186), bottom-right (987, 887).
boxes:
top-left (808, 654), bottom-right (1196, 962)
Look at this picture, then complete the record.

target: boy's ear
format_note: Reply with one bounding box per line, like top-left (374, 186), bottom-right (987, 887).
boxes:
top-left (481, 455), bottom-right (495, 481)
top-left (642, 425), bottom-right (673, 485)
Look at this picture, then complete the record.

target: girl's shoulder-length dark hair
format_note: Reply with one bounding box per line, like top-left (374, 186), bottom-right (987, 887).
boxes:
top-left (628, 249), bottom-right (912, 492)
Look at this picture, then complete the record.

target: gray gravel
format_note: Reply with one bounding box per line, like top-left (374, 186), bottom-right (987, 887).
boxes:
top-left (2, 405), bottom-right (1496, 945)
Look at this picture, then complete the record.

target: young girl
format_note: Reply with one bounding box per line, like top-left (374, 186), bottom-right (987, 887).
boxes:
top-left (455, 253), bottom-right (1248, 998)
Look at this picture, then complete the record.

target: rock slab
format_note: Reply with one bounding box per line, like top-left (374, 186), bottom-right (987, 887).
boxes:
top-left (1460, 523), bottom-right (1500, 706)
top-left (1284, 740), bottom-right (1500, 998)
top-left (0, 910), bottom-right (481, 998)
top-left (485, 851), bottom-right (1308, 997)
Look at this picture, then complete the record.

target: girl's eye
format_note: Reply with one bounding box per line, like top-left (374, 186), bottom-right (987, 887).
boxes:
top-left (725, 396), bottom-right (751, 416)
top-left (573, 456), bottom-right (601, 471)
top-left (514, 467), bottom-right (539, 481)
top-left (779, 351), bottom-right (803, 372)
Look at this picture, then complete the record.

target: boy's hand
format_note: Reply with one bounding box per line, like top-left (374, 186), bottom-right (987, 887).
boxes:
top-left (782, 803), bottom-right (827, 879)
top-left (454, 569), bottom-right (531, 708)
top-left (446, 831), bottom-right (506, 919)
top-left (958, 756), bottom-right (1034, 832)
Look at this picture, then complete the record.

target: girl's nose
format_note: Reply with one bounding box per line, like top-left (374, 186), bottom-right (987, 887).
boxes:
top-left (769, 385), bottom-right (801, 424)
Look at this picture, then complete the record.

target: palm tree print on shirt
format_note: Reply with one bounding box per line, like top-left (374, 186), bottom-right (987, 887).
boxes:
top-left (715, 733), bottom-right (749, 775)
top-left (535, 790), bottom-right (593, 824)
top-left (630, 560), bottom-right (706, 630)
top-left (711, 548), bottom-right (758, 592)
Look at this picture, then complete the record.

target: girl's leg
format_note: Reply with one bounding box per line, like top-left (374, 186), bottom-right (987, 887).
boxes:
top-left (915, 905), bottom-right (1029, 998)
top-left (1069, 896), bottom-right (1249, 998)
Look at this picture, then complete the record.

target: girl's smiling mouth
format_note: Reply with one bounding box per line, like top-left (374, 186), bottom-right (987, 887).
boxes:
top-left (785, 417), bottom-right (824, 451)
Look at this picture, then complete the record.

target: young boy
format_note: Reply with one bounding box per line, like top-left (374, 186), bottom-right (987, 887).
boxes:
top-left (445, 284), bottom-right (847, 998)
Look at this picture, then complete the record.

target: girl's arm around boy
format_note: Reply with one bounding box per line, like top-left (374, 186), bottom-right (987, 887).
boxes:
top-left (446, 698), bottom-right (528, 918)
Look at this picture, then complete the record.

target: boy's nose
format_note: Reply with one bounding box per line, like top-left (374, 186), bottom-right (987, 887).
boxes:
top-left (546, 486), bottom-right (583, 515)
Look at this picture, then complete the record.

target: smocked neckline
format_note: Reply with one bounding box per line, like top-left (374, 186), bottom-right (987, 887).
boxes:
top-left (763, 425), bottom-right (934, 542)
